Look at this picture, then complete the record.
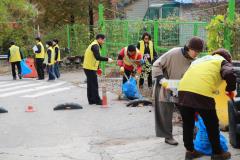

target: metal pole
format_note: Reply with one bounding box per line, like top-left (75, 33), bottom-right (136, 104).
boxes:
top-left (67, 24), bottom-right (70, 50)
top-left (99, 4), bottom-right (107, 75)
top-left (224, 0), bottom-right (235, 51)
top-left (154, 20), bottom-right (159, 52)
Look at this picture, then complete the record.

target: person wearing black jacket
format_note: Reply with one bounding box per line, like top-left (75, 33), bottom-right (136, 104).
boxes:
top-left (34, 37), bottom-right (45, 80)
top-left (178, 49), bottom-right (236, 160)
top-left (45, 41), bottom-right (55, 81)
top-left (83, 34), bottom-right (113, 105)
top-left (53, 39), bottom-right (61, 78)
top-left (137, 32), bottom-right (158, 88)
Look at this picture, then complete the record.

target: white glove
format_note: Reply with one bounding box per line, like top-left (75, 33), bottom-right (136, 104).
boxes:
top-left (108, 58), bottom-right (114, 63)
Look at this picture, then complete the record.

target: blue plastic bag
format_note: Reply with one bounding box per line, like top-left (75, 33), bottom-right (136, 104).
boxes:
top-left (122, 77), bottom-right (142, 100)
top-left (194, 115), bottom-right (228, 155)
top-left (20, 59), bottom-right (32, 75)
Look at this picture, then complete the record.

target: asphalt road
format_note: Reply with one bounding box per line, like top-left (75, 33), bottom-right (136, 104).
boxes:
top-left (0, 71), bottom-right (239, 160)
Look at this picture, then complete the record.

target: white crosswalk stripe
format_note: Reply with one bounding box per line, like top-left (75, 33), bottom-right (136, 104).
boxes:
top-left (0, 80), bottom-right (74, 98)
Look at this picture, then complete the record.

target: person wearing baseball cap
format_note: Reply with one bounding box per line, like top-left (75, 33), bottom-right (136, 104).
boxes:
top-left (152, 37), bottom-right (204, 146)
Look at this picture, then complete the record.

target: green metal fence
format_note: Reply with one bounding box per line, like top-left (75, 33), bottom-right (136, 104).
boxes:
top-left (102, 20), bottom-right (208, 58)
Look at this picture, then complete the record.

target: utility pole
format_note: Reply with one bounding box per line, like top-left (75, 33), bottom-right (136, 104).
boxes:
top-left (89, 0), bottom-right (94, 40)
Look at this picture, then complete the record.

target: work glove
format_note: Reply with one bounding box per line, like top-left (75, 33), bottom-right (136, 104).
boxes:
top-left (108, 58), bottom-right (114, 63)
top-left (119, 66), bottom-right (125, 75)
top-left (97, 68), bottom-right (102, 76)
top-left (226, 91), bottom-right (237, 99)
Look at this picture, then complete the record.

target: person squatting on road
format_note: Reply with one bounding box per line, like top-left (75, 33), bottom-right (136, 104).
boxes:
top-left (7, 41), bottom-right (24, 80)
top-left (117, 45), bottom-right (143, 84)
top-left (152, 37), bottom-right (204, 145)
top-left (53, 39), bottom-right (61, 79)
top-left (178, 49), bottom-right (236, 160)
top-left (137, 32), bottom-right (158, 89)
top-left (34, 37), bottom-right (45, 80)
top-left (45, 41), bottom-right (56, 81)
top-left (83, 34), bottom-right (113, 105)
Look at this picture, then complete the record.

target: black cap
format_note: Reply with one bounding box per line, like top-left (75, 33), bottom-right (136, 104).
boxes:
top-left (127, 45), bottom-right (136, 52)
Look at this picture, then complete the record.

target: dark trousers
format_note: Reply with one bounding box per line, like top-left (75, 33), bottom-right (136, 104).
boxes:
top-left (54, 62), bottom-right (60, 78)
top-left (35, 58), bottom-right (44, 79)
top-left (179, 106), bottom-right (222, 154)
top-left (139, 70), bottom-right (152, 88)
top-left (47, 65), bottom-right (55, 80)
top-left (11, 61), bottom-right (21, 78)
top-left (122, 69), bottom-right (132, 84)
top-left (84, 69), bottom-right (101, 104)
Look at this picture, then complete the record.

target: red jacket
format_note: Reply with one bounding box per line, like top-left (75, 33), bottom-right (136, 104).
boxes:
top-left (117, 47), bottom-right (142, 72)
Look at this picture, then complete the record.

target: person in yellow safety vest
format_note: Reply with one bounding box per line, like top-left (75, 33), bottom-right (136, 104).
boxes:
top-left (178, 49), bottom-right (236, 160)
top-left (53, 39), bottom-right (61, 79)
top-left (45, 41), bottom-right (56, 81)
top-left (117, 45), bottom-right (143, 84)
top-left (152, 37), bottom-right (204, 146)
top-left (83, 34), bottom-right (113, 105)
top-left (34, 37), bottom-right (45, 80)
top-left (137, 32), bottom-right (158, 88)
top-left (7, 41), bottom-right (24, 80)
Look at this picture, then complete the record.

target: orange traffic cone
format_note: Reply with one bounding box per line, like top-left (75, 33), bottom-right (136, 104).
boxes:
top-left (25, 105), bottom-right (35, 112)
top-left (102, 86), bottom-right (108, 108)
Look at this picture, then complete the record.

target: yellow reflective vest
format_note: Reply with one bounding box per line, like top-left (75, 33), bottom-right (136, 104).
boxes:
top-left (53, 44), bottom-right (61, 61)
top-left (83, 40), bottom-right (100, 70)
top-left (139, 40), bottom-right (153, 61)
top-left (9, 45), bottom-right (22, 62)
top-left (123, 47), bottom-right (140, 68)
top-left (178, 55), bottom-right (225, 98)
top-left (35, 42), bottom-right (45, 59)
top-left (46, 47), bottom-right (55, 65)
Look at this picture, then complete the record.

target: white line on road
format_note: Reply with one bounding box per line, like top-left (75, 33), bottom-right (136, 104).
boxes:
top-left (0, 83), bottom-right (44, 92)
top-left (0, 82), bottom-right (66, 98)
top-left (0, 81), bottom-right (29, 89)
top-left (22, 87), bottom-right (72, 98)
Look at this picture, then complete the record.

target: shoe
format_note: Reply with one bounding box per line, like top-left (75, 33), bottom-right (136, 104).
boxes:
top-left (18, 74), bottom-right (22, 79)
top-left (185, 150), bottom-right (203, 160)
top-left (37, 78), bottom-right (44, 80)
top-left (13, 77), bottom-right (16, 80)
top-left (165, 137), bottom-right (178, 145)
top-left (211, 151), bottom-right (231, 160)
top-left (95, 100), bottom-right (102, 105)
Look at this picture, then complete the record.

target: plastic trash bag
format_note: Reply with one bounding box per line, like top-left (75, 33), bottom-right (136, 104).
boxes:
top-left (20, 59), bottom-right (32, 75)
top-left (194, 115), bottom-right (228, 155)
top-left (122, 77), bottom-right (142, 100)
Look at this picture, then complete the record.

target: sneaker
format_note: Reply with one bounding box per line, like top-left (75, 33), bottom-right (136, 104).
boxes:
top-left (211, 151), bottom-right (231, 160)
top-left (165, 137), bottom-right (178, 145)
top-left (185, 150), bottom-right (203, 160)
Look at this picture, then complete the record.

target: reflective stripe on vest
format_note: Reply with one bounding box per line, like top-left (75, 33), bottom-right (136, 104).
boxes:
top-left (178, 55), bottom-right (225, 98)
top-left (9, 45), bottom-right (21, 62)
top-left (35, 42), bottom-right (45, 59)
top-left (83, 40), bottom-right (100, 70)
top-left (123, 47), bottom-right (140, 69)
top-left (139, 40), bottom-right (153, 61)
top-left (53, 44), bottom-right (61, 61)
